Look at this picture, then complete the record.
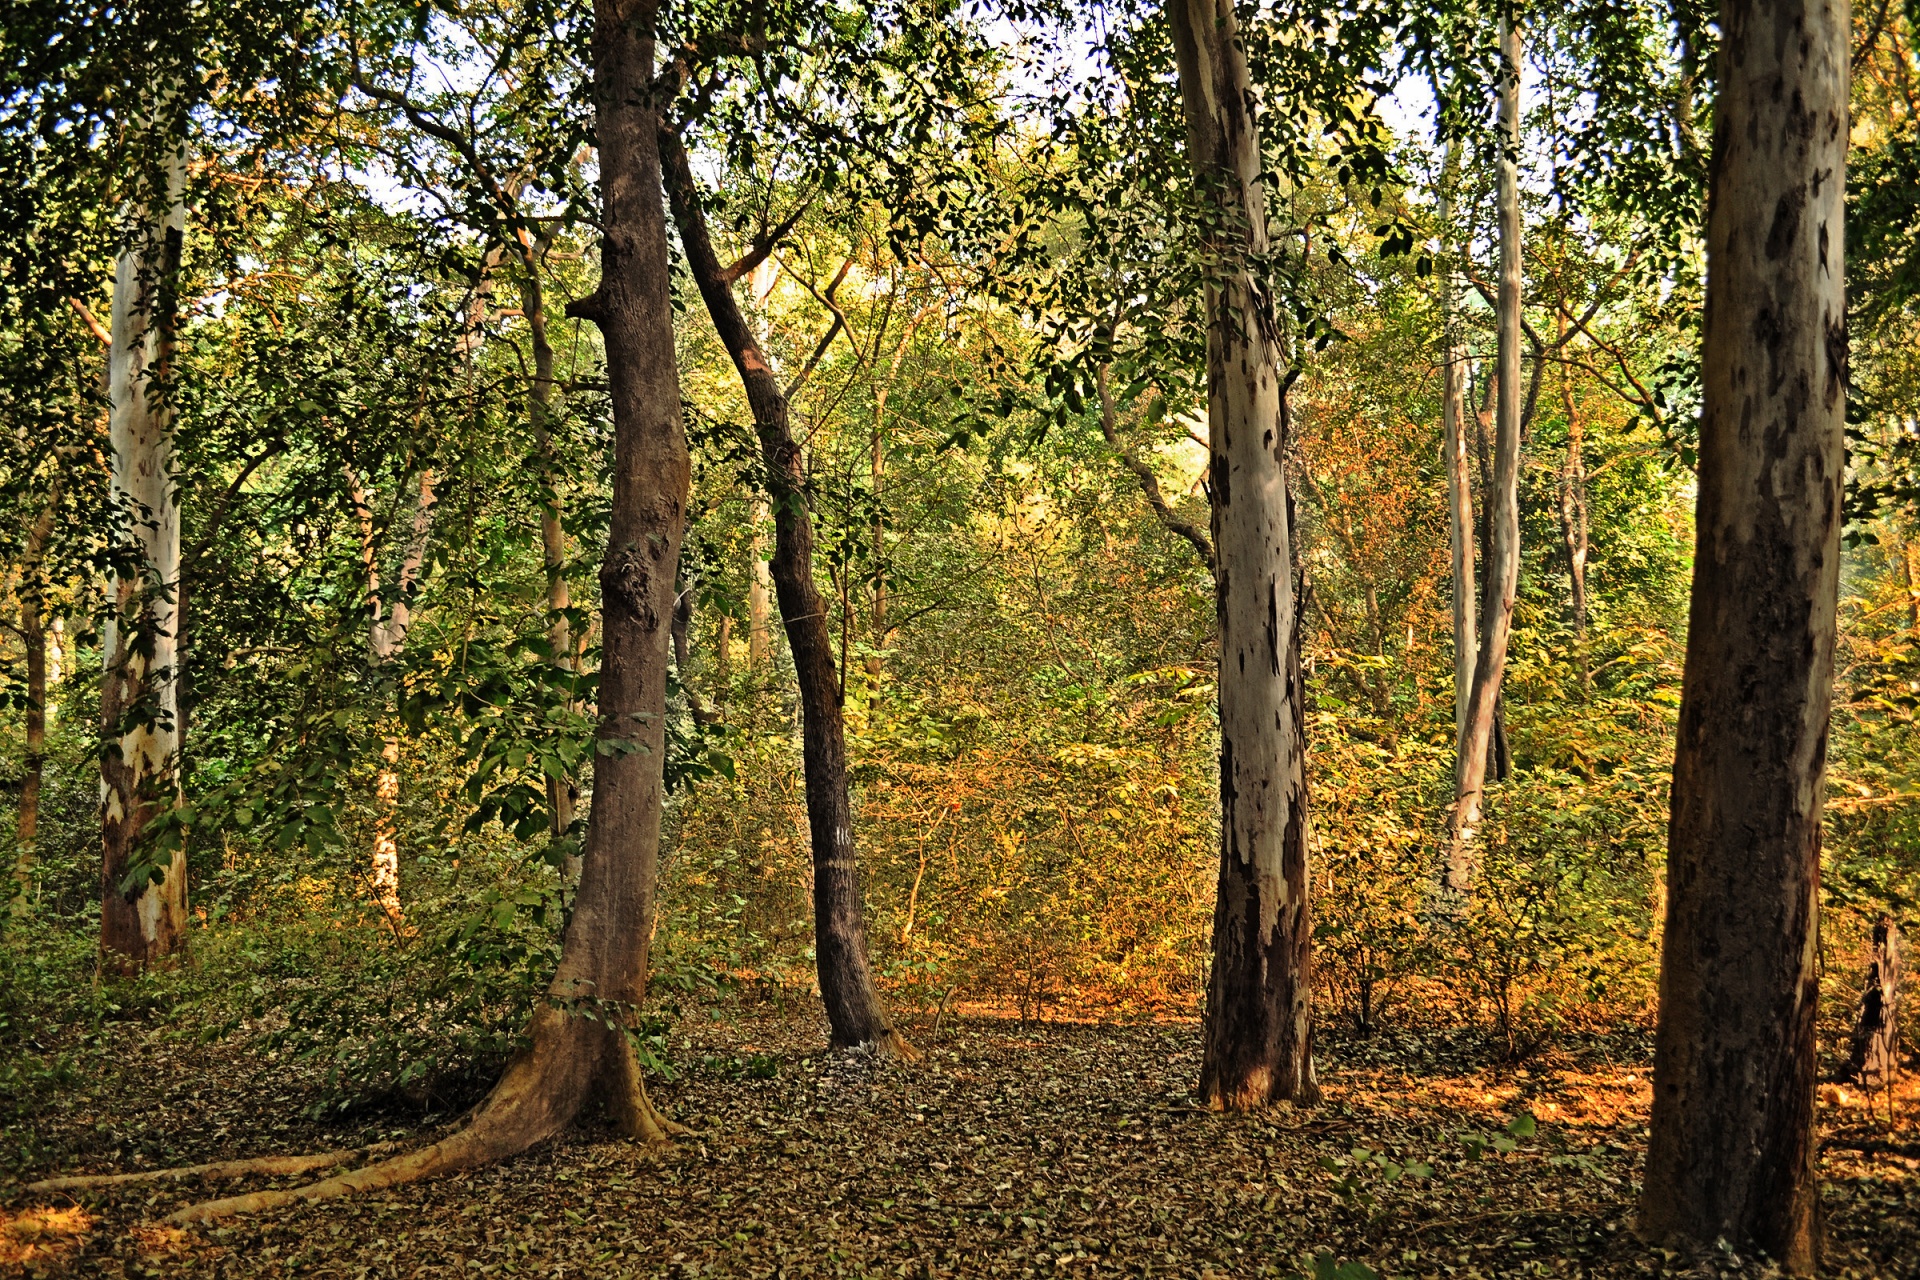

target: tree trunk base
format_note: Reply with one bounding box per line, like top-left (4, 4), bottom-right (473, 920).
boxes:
top-left (96, 1012), bottom-right (687, 1225)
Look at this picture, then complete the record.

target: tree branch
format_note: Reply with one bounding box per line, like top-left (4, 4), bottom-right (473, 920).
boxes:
top-left (1097, 365), bottom-right (1214, 574)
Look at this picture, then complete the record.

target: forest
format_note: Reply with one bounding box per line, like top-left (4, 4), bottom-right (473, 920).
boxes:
top-left (1, 0), bottom-right (1917, 1274)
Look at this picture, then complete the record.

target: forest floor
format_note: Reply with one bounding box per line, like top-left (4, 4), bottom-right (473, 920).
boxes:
top-left (3, 1003), bottom-right (1918, 1279)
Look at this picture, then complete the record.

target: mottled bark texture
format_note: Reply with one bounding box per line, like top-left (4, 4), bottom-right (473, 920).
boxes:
top-left (661, 133), bottom-right (907, 1055)
top-left (1444, 16), bottom-right (1523, 895)
top-left (1638, 0), bottom-right (1848, 1269)
top-left (1838, 917), bottom-right (1900, 1090)
top-left (164, 0), bottom-right (689, 1221)
top-left (1168, 0), bottom-right (1316, 1110)
top-left (100, 132), bottom-right (188, 971)
top-left (348, 465), bottom-right (435, 920)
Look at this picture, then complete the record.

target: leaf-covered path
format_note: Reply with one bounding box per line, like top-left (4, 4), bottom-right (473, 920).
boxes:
top-left (6, 1013), bottom-right (1918, 1277)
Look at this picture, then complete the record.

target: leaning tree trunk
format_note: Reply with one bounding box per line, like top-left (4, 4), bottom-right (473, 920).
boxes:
top-left (1838, 916), bottom-right (1901, 1091)
top-left (662, 132), bottom-right (908, 1055)
top-left (154, 0), bottom-right (691, 1223)
top-left (1443, 15), bottom-right (1524, 895)
top-left (12, 502), bottom-right (54, 917)
top-left (100, 129), bottom-right (189, 971)
top-left (1637, 0), bottom-right (1848, 1269)
top-left (1169, 0), bottom-right (1317, 1110)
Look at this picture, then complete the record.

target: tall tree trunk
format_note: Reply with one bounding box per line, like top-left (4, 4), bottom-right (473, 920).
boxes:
top-left (1637, 0), bottom-right (1848, 1268)
top-left (1443, 16), bottom-right (1524, 895)
top-left (747, 498), bottom-right (773, 668)
top-left (12, 503), bottom-right (53, 917)
top-left (1437, 149), bottom-right (1477, 767)
top-left (867, 410), bottom-right (886, 683)
top-left (662, 133), bottom-right (908, 1055)
top-left (520, 251), bottom-right (582, 874)
top-left (100, 129), bottom-right (188, 971)
top-left (671, 578), bottom-right (714, 726)
top-left (1169, 0), bottom-right (1317, 1110)
top-left (349, 466), bottom-right (436, 923)
top-left (1557, 321), bottom-right (1591, 696)
top-left (1903, 538), bottom-right (1918, 633)
top-left (165, 0), bottom-right (691, 1222)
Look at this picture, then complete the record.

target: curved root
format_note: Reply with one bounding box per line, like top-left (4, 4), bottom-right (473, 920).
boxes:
top-left (157, 1007), bottom-right (676, 1224)
top-left (606, 1035), bottom-right (693, 1146)
top-left (164, 1135), bottom-right (485, 1225)
top-left (27, 1145), bottom-right (397, 1193)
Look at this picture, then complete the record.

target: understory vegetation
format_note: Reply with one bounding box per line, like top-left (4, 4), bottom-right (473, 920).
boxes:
top-left (5, 0), bottom-right (1920, 1273)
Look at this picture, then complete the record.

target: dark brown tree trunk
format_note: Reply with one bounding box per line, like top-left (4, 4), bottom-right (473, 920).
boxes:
top-left (661, 133), bottom-right (907, 1055)
top-left (162, 0), bottom-right (691, 1221)
top-left (1839, 917), bottom-right (1901, 1090)
top-left (1638, 0), bottom-right (1848, 1269)
top-left (1168, 0), bottom-right (1317, 1111)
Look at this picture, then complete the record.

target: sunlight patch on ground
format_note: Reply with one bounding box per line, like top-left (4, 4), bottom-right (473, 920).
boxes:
top-left (0, 1205), bottom-right (90, 1267)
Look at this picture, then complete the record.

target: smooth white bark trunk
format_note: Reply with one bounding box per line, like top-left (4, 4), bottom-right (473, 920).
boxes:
top-left (101, 131), bottom-right (189, 964)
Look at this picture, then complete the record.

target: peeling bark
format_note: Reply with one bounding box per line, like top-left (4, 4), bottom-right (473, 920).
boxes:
top-left (1838, 916), bottom-right (1900, 1091)
top-left (1638, 0), bottom-right (1848, 1268)
top-left (1168, 0), bottom-right (1316, 1110)
top-left (100, 125), bottom-right (188, 971)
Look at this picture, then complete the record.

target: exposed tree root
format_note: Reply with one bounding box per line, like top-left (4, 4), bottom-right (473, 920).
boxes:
top-left (25, 1145), bottom-right (398, 1192)
top-left (153, 1012), bottom-right (685, 1225)
top-left (874, 1028), bottom-right (920, 1062)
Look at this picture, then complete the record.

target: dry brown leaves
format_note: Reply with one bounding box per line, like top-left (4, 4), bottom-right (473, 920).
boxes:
top-left (4, 1012), bottom-right (1917, 1278)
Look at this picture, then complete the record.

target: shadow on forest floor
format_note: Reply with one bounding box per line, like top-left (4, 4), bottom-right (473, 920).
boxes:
top-left (3, 1008), bottom-right (1916, 1278)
